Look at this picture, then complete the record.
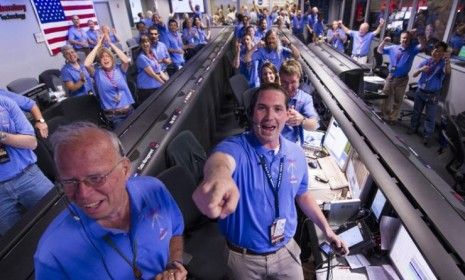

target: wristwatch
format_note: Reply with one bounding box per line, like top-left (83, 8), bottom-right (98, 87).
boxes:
top-left (0, 131), bottom-right (6, 141)
top-left (36, 118), bottom-right (45, 124)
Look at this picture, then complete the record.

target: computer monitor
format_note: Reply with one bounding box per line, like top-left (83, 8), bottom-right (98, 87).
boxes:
top-left (389, 225), bottom-right (437, 280)
top-left (371, 189), bottom-right (386, 220)
top-left (345, 150), bottom-right (372, 202)
top-left (323, 117), bottom-right (351, 170)
top-left (458, 46), bottom-right (465, 59)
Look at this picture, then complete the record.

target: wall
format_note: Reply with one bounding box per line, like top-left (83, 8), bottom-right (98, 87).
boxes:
top-left (0, 0), bottom-right (133, 87)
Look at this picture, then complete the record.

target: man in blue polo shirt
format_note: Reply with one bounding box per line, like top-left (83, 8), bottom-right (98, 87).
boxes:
top-left (193, 84), bottom-right (347, 279)
top-left (148, 26), bottom-right (172, 76)
top-left (0, 95), bottom-right (53, 235)
top-left (244, 29), bottom-right (300, 73)
top-left (166, 19), bottom-right (186, 70)
top-left (0, 89), bottom-right (48, 138)
top-left (340, 18), bottom-right (385, 64)
top-left (34, 122), bottom-right (187, 279)
top-left (280, 59), bottom-right (319, 144)
top-left (68, 15), bottom-right (89, 54)
top-left (378, 32), bottom-right (426, 124)
top-left (409, 41), bottom-right (451, 145)
top-left (291, 10), bottom-right (305, 41)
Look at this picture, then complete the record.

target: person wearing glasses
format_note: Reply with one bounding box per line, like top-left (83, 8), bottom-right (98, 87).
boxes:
top-left (34, 122), bottom-right (187, 280)
top-left (0, 95), bottom-right (53, 236)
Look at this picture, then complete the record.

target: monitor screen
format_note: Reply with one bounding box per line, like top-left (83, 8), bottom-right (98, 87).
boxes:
top-left (458, 46), bottom-right (465, 59)
top-left (171, 0), bottom-right (205, 13)
top-left (323, 117), bottom-right (351, 170)
top-left (371, 189), bottom-right (386, 220)
top-left (346, 150), bottom-right (371, 200)
top-left (389, 225), bottom-right (437, 280)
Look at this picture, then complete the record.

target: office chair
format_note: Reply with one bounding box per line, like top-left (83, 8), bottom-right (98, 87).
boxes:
top-left (166, 130), bottom-right (207, 184)
top-left (398, 83), bottom-right (418, 121)
top-left (442, 115), bottom-right (465, 194)
top-left (126, 38), bottom-right (138, 48)
top-left (6, 78), bottom-right (40, 93)
top-left (126, 79), bottom-right (139, 107)
top-left (157, 166), bottom-right (228, 280)
top-left (38, 69), bottom-right (63, 92)
top-left (228, 73), bottom-right (249, 108)
top-left (372, 48), bottom-right (389, 79)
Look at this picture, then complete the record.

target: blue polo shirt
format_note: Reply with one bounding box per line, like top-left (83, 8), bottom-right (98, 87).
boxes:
top-left (234, 23), bottom-right (244, 39)
top-left (154, 23), bottom-right (169, 45)
top-left (417, 58), bottom-right (446, 92)
top-left (349, 30), bottom-right (376, 57)
top-left (313, 21), bottom-right (325, 37)
top-left (61, 63), bottom-right (94, 97)
top-left (93, 65), bottom-right (134, 110)
top-left (255, 28), bottom-right (266, 40)
top-left (182, 27), bottom-right (198, 46)
top-left (34, 176), bottom-right (184, 280)
top-left (0, 89), bottom-right (35, 111)
top-left (86, 29), bottom-right (99, 48)
top-left (136, 53), bottom-right (163, 90)
top-left (282, 89), bottom-right (319, 143)
top-left (306, 14), bottom-right (317, 30)
top-left (68, 26), bottom-right (88, 50)
top-left (166, 31), bottom-right (185, 66)
top-left (215, 132), bottom-right (308, 253)
top-left (327, 28), bottom-right (346, 52)
top-left (151, 41), bottom-right (170, 71)
top-left (143, 18), bottom-right (153, 28)
top-left (195, 27), bottom-right (208, 45)
top-left (240, 47), bottom-right (259, 88)
top-left (383, 43), bottom-right (422, 78)
top-left (0, 96), bottom-right (36, 182)
top-left (252, 46), bottom-right (292, 72)
top-left (291, 15), bottom-right (304, 35)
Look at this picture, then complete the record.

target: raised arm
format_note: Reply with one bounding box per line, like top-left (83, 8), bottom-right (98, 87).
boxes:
top-left (377, 36), bottom-right (390, 54)
top-left (192, 152), bottom-right (240, 219)
top-left (338, 20), bottom-right (350, 34)
top-left (109, 36), bottom-right (130, 72)
top-left (232, 41), bottom-right (241, 69)
top-left (84, 36), bottom-right (103, 76)
top-left (373, 18), bottom-right (385, 36)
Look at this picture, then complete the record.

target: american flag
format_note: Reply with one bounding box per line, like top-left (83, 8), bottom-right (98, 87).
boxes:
top-left (30, 0), bottom-right (98, 55)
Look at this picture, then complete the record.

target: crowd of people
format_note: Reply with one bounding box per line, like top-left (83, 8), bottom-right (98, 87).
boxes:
top-left (0, 0), bottom-right (458, 279)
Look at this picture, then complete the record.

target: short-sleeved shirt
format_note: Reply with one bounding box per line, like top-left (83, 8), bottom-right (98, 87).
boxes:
top-left (234, 23), bottom-right (244, 39)
top-left (152, 41), bottom-right (170, 71)
top-left (136, 53), bottom-right (163, 90)
top-left (239, 47), bottom-right (259, 88)
top-left (34, 176), bottom-right (184, 280)
top-left (166, 31), bottom-right (185, 66)
top-left (327, 28), bottom-right (346, 52)
top-left (93, 65), bottom-right (134, 110)
top-left (0, 89), bottom-right (35, 111)
top-left (182, 27), bottom-right (199, 46)
top-left (383, 43), bottom-right (422, 77)
top-left (215, 132), bottom-right (309, 253)
top-left (282, 89), bottom-right (319, 143)
top-left (313, 21), bottom-right (325, 37)
top-left (291, 15), bottom-right (304, 34)
top-left (306, 14), bottom-right (317, 30)
top-left (195, 27), bottom-right (208, 45)
top-left (61, 63), bottom-right (94, 97)
top-left (255, 28), bottom-right (266, 41)
top-left (417, 58), bottom-right (446, 92)
top-left (154, 23), bottom-right (169, 45)
top-left (349, 30), bottom-right (376, 57)
top-left (252, 46), bottom-right (292, 72)
top-left (86, 29), bottom-right (99, 48)
top-left (0, 96), bottom-right (36, 182)
top-left (68, 26), bottom-right (88, 50)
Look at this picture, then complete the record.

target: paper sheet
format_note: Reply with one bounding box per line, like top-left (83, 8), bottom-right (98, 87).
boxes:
top-left (345, 254), bottom-right (371, 269)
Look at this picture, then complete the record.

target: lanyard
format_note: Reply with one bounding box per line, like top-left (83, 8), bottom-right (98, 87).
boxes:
top-left (104, 69), bottom-right (119, 89)
top-left (103, 235), bottom-right (143, 279)
top-left (259, 155), bottom-right (284, 219)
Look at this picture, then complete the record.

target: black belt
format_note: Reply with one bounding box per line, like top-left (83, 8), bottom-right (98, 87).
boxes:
top-left (352, 54), bottom-right (367, 58)
top-left (227, 241), bottom-right (279, 256)
top-left (104, 106), bottom-right (132, 116)
top-left (419, 88), bottom-right (436, 94)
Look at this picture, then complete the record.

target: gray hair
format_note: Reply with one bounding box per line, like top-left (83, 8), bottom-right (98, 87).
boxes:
top-left (61, 44), bottom-right (74, 55)
top-left (50, 121), bottom-right (124, 163)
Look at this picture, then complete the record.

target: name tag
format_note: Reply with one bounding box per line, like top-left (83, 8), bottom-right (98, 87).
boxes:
top-left (270, 218), bottom-right (286, 245)
top-left (0, 144), bottom-right (10, 164)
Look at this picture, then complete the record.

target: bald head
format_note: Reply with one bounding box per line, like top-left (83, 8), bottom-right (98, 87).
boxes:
top-left (359, 23), bottom-right (369, 35)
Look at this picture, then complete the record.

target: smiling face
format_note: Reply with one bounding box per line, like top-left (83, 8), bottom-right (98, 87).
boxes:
top-left (280, 73), bottom-right (300, 98)
top-left (99, 49), bottom-right (114, 70)
top-left (359, 23), bottom-right (369, 36)
top-left (140, 37), bottom-right (151, 53)
top-left (400, 32), bottom-right (411, 48)
top-left (63, 47), bottom-right (78, 63)
top-left (169, 20), bottom-right (178, 32)
top-left (56, 129), bottom-right (131, 225)
top-left (265, 31), bottom-right (278, 50)
top-left (251, 88), bottom-right (289, 149)
top-left (261, 66), bottom-right (276, 84)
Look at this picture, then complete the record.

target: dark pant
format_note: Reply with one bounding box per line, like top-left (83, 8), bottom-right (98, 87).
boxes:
top-left (411, 89), bottom-right (440, 137)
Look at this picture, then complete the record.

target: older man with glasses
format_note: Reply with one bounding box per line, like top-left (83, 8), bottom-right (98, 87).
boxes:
top-left (34, 122), bottom-right (187, 280)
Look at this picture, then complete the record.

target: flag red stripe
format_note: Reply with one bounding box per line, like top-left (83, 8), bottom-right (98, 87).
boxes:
top-left (52, 48), bottom-right (62, 55)
top-left (44, 26), bottom-right (69, 34)
top-left (63, 5), bottom-right (94, 11)
top-left (65, 13), bottom-right (95, 20)
top-left (48, 35), bottom-right (68, 44)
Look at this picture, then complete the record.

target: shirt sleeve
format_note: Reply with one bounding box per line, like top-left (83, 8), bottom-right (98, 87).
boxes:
top-left (1, 96), bottom-right (35, 136)
top-left (417, 59), bottom-right (428, 69)
top-left (382, 45), bottom-right (393, 55)
top-left (0, 89), bottom-right (35, 111)
top-left (282, 47), bottom-right (293, 59)
top-left (136, 54), bottom-right (151, 71)
top-left (60, 66), bottom-right (73, 82)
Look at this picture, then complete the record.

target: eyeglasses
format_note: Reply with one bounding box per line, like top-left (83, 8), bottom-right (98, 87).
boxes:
top-left (59, 159), bottom-right (124, 193)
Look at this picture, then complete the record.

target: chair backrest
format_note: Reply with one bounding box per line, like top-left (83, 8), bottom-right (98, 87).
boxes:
top-left (157, 165), bottom-right (203, 230)
top-left (229, 74), bottom-right (249, 107)
top-left (59, 95), bottom-right (104, 124)
top-left (38, 69), bottom-right (63, 91)
top-left (126, 38), bottom-right (138, 48)
top-left (6, 78), bottom-right (39, 93)
top-left (166, 130), bottom-right (206, 184)
top-left (242, 87), bottom-right (256, 113)
top-left (446, 116), bottom-right (465, 165)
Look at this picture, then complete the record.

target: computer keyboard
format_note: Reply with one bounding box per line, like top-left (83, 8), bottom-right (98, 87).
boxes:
top-left (317, 156), bottom-right (349, 189)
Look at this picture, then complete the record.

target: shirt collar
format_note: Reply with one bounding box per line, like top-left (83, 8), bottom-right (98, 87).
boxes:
top-left (246, 132), bottom-right (287, 159)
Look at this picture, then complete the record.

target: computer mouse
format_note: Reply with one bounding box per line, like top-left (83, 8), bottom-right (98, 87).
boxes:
top-left (308, 160), bottom-right (318, 169)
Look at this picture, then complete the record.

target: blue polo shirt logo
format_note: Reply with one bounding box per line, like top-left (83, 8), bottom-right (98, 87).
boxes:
top-left (287, 159), bottom-right (298, 184)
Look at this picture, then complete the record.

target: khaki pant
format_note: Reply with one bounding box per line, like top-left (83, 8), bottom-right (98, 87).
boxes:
top-left (382, 75), bottom-right (409, 121)
top-left (225, 239), bottom-right (304, 280)
top-left (351, 55), bottom-right (368, 64)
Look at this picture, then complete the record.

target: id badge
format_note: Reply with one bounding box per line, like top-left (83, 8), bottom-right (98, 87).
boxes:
top-left (0, 144), bottom-right (10, 164)
top-left (270, 218), bottom-right (286, 245)
top-left (113, 92), bottom-right (122, 104)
